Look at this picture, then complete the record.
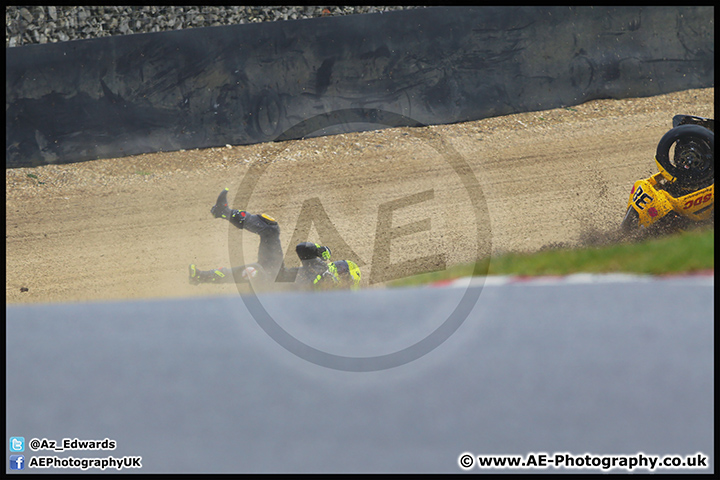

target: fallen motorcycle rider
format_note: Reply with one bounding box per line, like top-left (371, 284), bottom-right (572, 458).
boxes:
top-left (189, 188), bottom-right (361, 290)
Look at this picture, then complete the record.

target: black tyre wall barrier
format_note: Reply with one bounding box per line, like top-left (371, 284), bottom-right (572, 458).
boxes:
top-left (6, 6), bottom-right (714, 168)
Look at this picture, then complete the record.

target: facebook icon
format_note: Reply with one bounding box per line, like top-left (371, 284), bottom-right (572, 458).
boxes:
top-left (10, 455), bottom-right (25, 470)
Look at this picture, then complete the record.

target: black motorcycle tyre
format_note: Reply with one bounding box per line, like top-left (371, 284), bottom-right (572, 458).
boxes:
top-left (620, 206), bottom-right (640, 234)
top-left (655, 124), bottom-right (714, 187)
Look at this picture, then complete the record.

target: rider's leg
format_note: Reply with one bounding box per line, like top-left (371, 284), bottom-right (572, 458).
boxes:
top-left (211, 188), bottom-right (285, 275)
top-left (189, 263), bottom-right (268, 285)
top-left (241, 213), bottom-right (284, 274)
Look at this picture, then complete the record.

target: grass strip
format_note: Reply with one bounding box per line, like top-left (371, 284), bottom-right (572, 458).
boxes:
top-left (390, 228), bottom-right (714, 287)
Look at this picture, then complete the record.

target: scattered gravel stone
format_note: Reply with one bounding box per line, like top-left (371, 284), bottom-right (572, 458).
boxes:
top-left (6, 6), bottom-right (423, 47)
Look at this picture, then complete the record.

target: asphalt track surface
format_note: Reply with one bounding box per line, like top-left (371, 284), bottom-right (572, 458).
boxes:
top-left (6, 276), bottom-right (714, 473)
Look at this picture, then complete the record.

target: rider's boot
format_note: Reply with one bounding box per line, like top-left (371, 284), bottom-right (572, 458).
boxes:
top-left (189, 264), bottom-right (231, 284)
top-left (211, 188), bottom-right (247, 229)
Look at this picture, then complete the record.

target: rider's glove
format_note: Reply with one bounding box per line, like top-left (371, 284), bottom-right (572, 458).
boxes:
top-left (316, 245), bottom-right (331, 261)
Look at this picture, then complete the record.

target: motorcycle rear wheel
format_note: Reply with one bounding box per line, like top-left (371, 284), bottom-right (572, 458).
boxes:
top-left (656, 124), bottom-right (714, 188)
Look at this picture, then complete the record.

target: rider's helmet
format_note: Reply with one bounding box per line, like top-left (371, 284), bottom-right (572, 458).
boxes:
top-left (296, 242), bottom-right (331, 261)
top-left (328, 260), bottom-right (362, 289)
top-left (655, 123), bottom-right (714, 191)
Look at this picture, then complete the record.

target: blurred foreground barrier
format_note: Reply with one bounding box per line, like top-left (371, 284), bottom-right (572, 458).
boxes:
top-left (5, 6), bottom-right (714, 168)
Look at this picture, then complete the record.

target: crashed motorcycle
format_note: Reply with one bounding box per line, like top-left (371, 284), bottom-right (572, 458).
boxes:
top-left (620, 115), bottom-right (714, 237)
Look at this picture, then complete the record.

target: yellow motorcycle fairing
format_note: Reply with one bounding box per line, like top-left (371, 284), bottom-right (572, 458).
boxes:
top-left (626, 173), bottom-right (714, 228)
